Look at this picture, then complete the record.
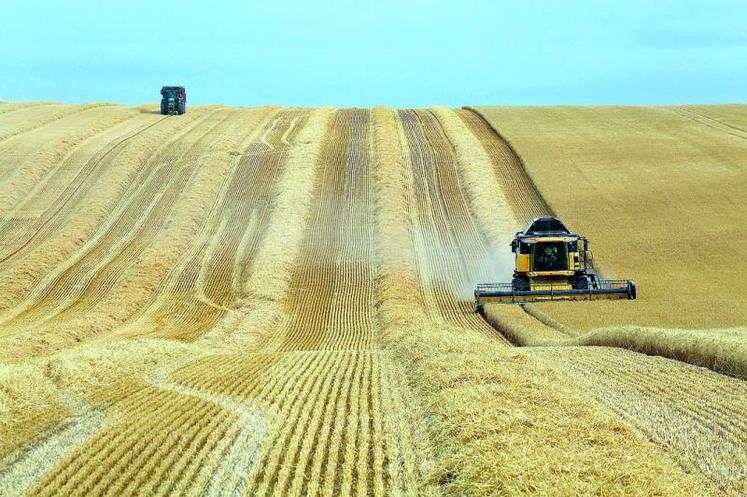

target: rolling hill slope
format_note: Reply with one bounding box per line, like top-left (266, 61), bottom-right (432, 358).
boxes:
top-left (0, 102), bottom-right (744, 496)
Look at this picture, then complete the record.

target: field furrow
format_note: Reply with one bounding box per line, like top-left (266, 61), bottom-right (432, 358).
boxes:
top-left (0, 104), bottom-right (109, 148)
top-left (0, 111), bottom-right (208, 315)
top-left (398, 109), bottom-right (507, 337)
top-left (456, 109), bottom-right (551, 224)
top-left (0, 106), bottom-right (138, 219)
top-left (276, 109), bottom-right (374, 352)
top-left (0, 110), bottom-right (231, 330)
top-left (142, 109), bottom-right (308, 341)
top-left (530, 347), bottom-right (747, 495)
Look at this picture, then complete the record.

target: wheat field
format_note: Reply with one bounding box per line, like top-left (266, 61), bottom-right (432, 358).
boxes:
top-left (473, 105), bottom-right (747, 378)
top-left (0, 101), bottom-right (744, 496)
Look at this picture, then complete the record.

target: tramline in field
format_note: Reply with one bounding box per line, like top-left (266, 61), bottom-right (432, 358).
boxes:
top-left (474, 216), bottom-right (637, 311)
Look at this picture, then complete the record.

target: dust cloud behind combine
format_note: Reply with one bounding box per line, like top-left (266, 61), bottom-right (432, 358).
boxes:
top-left (410, 223), bottom-right (512, 304)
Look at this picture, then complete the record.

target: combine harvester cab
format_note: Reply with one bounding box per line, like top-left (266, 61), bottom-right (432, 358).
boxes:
top-left (160, 86), bottom-right (186, 115)
top-left (474, 216), bottom-right (636, 312)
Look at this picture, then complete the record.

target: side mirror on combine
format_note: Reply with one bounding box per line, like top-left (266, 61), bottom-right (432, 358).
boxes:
top-left (160, 86), bottom-right (186, 116)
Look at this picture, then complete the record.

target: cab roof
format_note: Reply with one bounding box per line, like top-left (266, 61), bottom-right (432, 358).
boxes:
top-left (521, 217), bottom-right (572, 236)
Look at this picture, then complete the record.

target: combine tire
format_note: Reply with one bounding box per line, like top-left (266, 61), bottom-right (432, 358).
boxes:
top-left (160, 100), bottom-right (167, 115)
top-left (571, 277), bottom-right (589, 291)
top-left (512, 277), bottom-right (529, 291)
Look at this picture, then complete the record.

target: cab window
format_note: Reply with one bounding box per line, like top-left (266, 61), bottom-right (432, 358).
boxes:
top-left (533, 242), bottom-right (567, 271)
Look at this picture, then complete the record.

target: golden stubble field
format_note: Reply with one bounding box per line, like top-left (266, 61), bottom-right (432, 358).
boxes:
top-left (0, 101), bottom-right (744, 496)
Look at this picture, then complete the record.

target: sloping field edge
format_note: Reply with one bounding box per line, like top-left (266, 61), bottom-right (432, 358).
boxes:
top-left (465, 106), bottom-right (747, 380)
top-left (461, 107), bottom-right (556, 219)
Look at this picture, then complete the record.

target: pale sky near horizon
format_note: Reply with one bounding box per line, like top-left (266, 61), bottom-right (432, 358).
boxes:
top-left (1, 0), bottom-right (745, 107)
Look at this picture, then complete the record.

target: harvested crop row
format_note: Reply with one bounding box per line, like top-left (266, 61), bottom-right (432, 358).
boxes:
top-left (398, 109), bottom-right (507, 338)
top-left (0, 110), bottom-right (245, 361)
top-left (0, 103), bottom-right (109, 146)
top-left (0, 110), bottom-right (232, 331)
top-left (173, 347), bottom-right (431, 497)
top-left (429, 107), bottom-right (516, 248)
top-left (0, 113), bottom-right (170, 269)
top-left (0, 398), bottom-right (104, 497)
top-left (277, 109), bottom-right (375, 352)
top-left (1, 118), bottom-right (158, 239)
top-left (0, 106), bottom-right (139, 216)
top-left (370, 106), bottom-right (425, 329)
top-left (41, 108), bottom-right (273, 344)
top-left (90, 106), bottom-right (281, 344)
top-left (31, 386), bottom-right (238, 497)
top-left (456, 108), bottom-right (551, 224)
top-left (530, 346), bottom-right (747, 495)
top-left (0, 109), bottom-right (209, 316)
top-left (116, 108), bottom-right (300, 342)
top-left (209, 108), bottom-right (434, 496)
top-left (0, 111), bottom-right (209, 456)
top-left (200, 113), bottom-right (308, 317)
top-left (3, 105), bottom-right (248, 464)
top-left (247, 351), bottom-right (372, 495)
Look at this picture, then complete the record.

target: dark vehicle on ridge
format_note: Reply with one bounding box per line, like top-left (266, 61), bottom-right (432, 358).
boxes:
top-left (160, 86), bottom-right (186, 115)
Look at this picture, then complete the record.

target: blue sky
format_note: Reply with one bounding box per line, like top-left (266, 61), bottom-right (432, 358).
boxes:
top-left (1, 0), bottom-right (745, 107)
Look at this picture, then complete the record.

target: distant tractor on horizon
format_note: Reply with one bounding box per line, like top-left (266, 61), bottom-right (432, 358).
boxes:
top-left (160, 86), bottom-right (186, 115)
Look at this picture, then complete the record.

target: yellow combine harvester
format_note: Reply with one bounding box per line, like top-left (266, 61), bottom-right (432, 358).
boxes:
top-left (474, 217), bottom-right (636, 312)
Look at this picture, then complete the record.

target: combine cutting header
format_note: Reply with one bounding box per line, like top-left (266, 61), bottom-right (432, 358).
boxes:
top-left (474, 217), bottom-right (636, 312)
